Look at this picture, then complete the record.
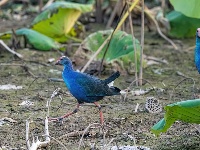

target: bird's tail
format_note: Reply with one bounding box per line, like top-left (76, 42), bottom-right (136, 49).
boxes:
top-left (104, 71), bottom-right (120, 84)
top-left (109, 86), bottom-right (121, 95)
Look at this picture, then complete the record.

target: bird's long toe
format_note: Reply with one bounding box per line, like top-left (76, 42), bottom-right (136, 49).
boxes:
top-left (48, 117), bottom-right (63, 123)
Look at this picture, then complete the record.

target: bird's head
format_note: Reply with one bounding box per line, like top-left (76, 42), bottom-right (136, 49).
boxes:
top-left (55, 56), bottom-right (72, 66)
top-left (197, 28), bottom-right (200, 38)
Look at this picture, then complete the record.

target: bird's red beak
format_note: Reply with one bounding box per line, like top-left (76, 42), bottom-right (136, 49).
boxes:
top-left (55, 59), bottom-right (61, 65)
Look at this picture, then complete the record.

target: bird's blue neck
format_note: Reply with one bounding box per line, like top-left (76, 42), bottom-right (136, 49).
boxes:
top-left (195, 35), bottom-right (200, 73)
top-left (196, 36), bottom-right (200, 55)
top-left (196, 36), bottom-right (200, 50)
top-left (63, 63), bottom-right (74, 73)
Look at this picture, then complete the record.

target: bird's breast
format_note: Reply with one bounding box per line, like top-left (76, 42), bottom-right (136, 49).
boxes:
top-left (63, 77), bottom-right (86, 100)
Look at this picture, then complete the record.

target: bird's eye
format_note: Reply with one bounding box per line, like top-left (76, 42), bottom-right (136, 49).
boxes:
top-left (197, 30), bottom-right (199, 32)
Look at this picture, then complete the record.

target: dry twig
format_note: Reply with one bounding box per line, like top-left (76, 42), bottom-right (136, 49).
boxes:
top-left (81, 0), bottom-right (140, 72)
top-left (170, 77), bottom-right (195, 100)
top-left (135, 5), bottom-right (178, 50)
top-left (106, 0), bottom-right (121, 28)
top-left (49, 136), bottom-right (68, 150)
top-left (42, 0), bottom-right (54, 11)
top-left (26, 117), bottom-right (50, 150)
top-left (0, 40), bottom-right (23, 58)
top-left (127, 2), bottom-right (138, 86)
top-left (58, 130), bottom-right (90, 139)
top-left (0, 0), bottom-right (9, 6)
top-left (139, 0), bottom-right (144, 86)
top-left (78, 123), bottom-right (101, 150)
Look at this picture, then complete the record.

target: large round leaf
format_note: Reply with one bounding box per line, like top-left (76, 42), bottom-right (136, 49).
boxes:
top-left (169, 0), bottom-right (200, 19)
top-left (166, 11), bottom-right (200, 38)
top-left (31, 2), bottom-right (93, 42)
top-left (151, 99), bottom-right (200, 136)
top-left (16, 28), bottom-right (60, 51)
top-left (82, 30), bottom-right (141, 62)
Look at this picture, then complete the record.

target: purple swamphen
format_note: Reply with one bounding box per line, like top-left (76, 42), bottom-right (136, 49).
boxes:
top-left (195, 28), bottom-right (200, 73)
top-left (50, 56), bottom-right (121, 124)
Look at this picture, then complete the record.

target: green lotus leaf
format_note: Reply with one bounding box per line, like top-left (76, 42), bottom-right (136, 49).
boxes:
top-left (16, 28), bottom-right (60, 51)
top-left (169, 0), bottom-right (200, 19)
top-left (31, 1), bottom-right (93, 42)
top-left (151, 99), bottom-right (200, 136)
top-left (166, 11), bottom-right (200, 38)
top-left (82, 30), bottom-right (141, 63)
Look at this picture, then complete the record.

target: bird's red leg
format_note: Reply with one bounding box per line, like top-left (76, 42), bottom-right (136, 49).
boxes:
top-left (49, 103), bottom-right (80, 122)
top-left (94, 102), bottom-right (104, 125)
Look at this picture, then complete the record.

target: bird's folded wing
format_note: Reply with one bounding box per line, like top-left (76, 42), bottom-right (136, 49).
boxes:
top-left (75, 74), bottom-right (109, 97)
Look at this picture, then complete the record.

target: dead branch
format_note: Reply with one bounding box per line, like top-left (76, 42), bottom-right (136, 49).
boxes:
top-left (170, 77), bottom-right (195, 100)
top-left (104, 138), bottom-right (116, 149)
top-left (106, 0), bottom-right (121, 28)
top-left (135, 6), bottom-right (178, 50)
top-left (42, 0), bottom-right (54, 11)
top-left (81, 0), bottom-right (140, 73)
top-left (127, 2), bottom-right (138, 86)
top-left (0, 40), bottom-right (23, 58)
top-left (49, 136), bottom-right (68, 149)
top-left (139, 0), bottom-right (145, 86)
top-left (184, 45), bottom-right (195, 52)
top-left (144, 55), bottom-right (168, 64)
top-left (78, 123), bottom-right (101, 150)
top-left (47, 88), bottom-right (62, 117)
top-left (0, 117), bottom-right (17, 123)
top-left (58, 130), bottom-right (90, 139)
top-left (80, 35), bottom-right (111, 73)
top-left (48, 78), bottom-right (64, 82)
top-left (134, 103), bottom-right (140, 113)
top-left (0, 0), bottom-right (9, 6)
top-left (26, 117), bottom-right (50, 150)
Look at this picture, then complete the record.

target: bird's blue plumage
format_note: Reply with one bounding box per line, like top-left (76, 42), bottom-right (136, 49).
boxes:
top-left (195, 28), bottom-right (200, 73)
top-left (56, 56), bottom-right (121, 103)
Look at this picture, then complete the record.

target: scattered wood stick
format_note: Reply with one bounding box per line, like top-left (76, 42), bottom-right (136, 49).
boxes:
top-left (26, 117), bottom-right (50, 150)
top-left (139, 0), bottom-right (145, 86)
top-left (0, 117), bottom-right (17, 123)
top-left (144, 55), bottom-right (168, 64)
top-left (47, 88), bottom-right (62, 117)
top-left (78, 123), bottom-right (101, 150)
top-left (104, 138), bottom-right (116, 148)
top-left (0, 0), bottom-right (9, 6)
top-left (134, 103), bottom-right (140, 113)
top-left (81, 0), bottom-right (140, 72)
top-left (135, 5), bottom-right (178, 50)
top-left (58, 130), bottom-right (90, 139)
top-left (106, 0), bottom-right (121, 28)
top-left (42, 0), bottom-right (54, 11)
top-left (49, 136), bottom-right (68, 150)
top-left (48, 78), bottom-right (64, 82)
top-left (170, 77), bottom-right (195, 100)
top-left (127, 2), bottom-right (138, 86)
top-left (81, 35), bottom-right (111, 73)
top-left (0, 40), bottom-right (23, 58)
top-left (184, 45), bottom-right (195, 52)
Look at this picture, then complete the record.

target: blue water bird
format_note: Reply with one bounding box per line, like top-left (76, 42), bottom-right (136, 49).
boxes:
top-left (195, 28), bottom-right (200, 73)
top-left (50, 56), bottom-right (121, 124)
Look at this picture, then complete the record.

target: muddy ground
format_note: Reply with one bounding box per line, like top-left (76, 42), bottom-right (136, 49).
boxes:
top-left (0, 18), bottom-right (200, 150)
